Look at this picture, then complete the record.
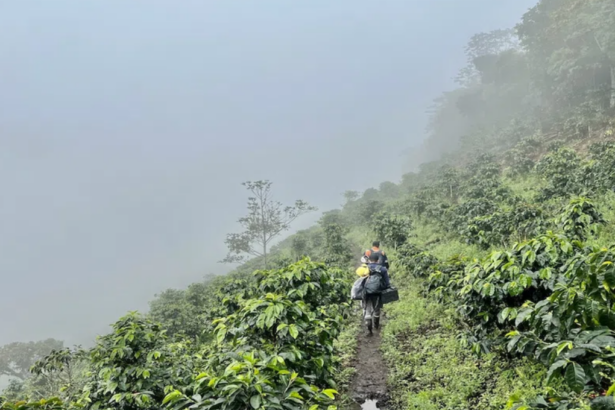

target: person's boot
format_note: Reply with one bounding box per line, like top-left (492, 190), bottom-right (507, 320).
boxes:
top-left (374, 316), bottom-right (380, 330)
top-left (365, 319), bottom-right (372, 335)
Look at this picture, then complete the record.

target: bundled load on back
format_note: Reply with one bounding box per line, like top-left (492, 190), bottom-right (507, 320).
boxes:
top-left (351, 276), bottom-right (367, 300)
top-left (352, 242), bottom-right (399, 334)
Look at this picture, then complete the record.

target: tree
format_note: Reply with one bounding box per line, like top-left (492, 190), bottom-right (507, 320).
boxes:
top-left (322, 223), bottom-right (353, 267)
top-left (435, 166), bottom-right (461, 203)
top-left (378, 181), bottom-right (400, 199)
top-left (357, 199), bottom-right (382, 223)
top-left (221, 180), bottom-right (317, 269)
top-left (456, 28), bottom-right (520, 86)
top-left (342, 190), bottom-right (359, 204)
top-left (362, 188), bottom-right (379, 201)
top-left (319, 215), bottom-right (353, 267)
top-left (290, 231), bottom-right (310, 261)
top-left (28, 346), bottom-right (88, 401)
top-left (517, 0), bottom-right (615, 128)
top-left (422, 89), bottom-right (474, 159)
top-left (148, 288), bottom-right (200, 339)
top-left (372, 212), bottom-right (413, 249)
top-left (1, 379), bottom-right (26, 401)
top-left (0, 339), bottom-right (63, 381)
top-left (319, 209), bottom-right (346, 227)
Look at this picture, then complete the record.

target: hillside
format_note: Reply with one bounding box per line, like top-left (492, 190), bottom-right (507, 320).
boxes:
top-left (3, 0), bottom-right (615, 409)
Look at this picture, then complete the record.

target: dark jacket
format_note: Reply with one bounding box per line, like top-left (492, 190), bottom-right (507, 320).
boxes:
top-left (381, 253), bottom-right (390, 269)
top-left (365, 247), bottom-right (390, 269)
top-left (367, 263), bottom-right (390, 288)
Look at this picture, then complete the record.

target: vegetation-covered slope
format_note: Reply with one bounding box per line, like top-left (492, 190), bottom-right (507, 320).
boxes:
top-left (3, 0), bottom-right (615, 409)
top-left (2, 260), bottom-right (353, 410)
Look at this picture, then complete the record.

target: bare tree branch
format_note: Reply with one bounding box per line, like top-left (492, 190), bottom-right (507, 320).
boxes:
top-left (220, 180), bottom-right (317, 269)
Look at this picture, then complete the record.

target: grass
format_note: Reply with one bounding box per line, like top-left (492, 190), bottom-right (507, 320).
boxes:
top-left (341, 179), bottom-right (615, 410)
top-left (410, 218), bottom-right (489, 261)
top-left (409, 220), bottom-right (441, 246)
top-left (426, 237), bottom-right (488, 261)
top-left (504, 173), bottom-right (544, 201)
top-left (590, 191), bottom-right (615, 247)
top-left (381, 279), bottom-right (548, 410)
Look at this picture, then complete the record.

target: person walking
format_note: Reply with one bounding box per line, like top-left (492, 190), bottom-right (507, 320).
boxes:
top-left (364, 241), bottom-right (389, 269)
top-left (362, 252), bottom-right (390, 334)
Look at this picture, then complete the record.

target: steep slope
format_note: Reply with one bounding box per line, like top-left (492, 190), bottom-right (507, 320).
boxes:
top-left (4, 1), bottom-right (615, 409)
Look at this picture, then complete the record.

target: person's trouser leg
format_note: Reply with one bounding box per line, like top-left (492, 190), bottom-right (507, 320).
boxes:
top-left (373, 295), bottom-right (381, 329)
top-left (364, 296), bottom-right (375, 333)
top-left (364, 297), bottom-right (373, 320)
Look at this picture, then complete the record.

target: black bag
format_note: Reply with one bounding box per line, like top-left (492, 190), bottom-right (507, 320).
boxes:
top-left (381, 287), bottom-right (399, 304)
top-left (365, 273), bottom-right (384, 295)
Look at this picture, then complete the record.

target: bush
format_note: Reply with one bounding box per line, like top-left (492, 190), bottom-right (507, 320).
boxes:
top-left (1, 259), bottom-right (351, 410)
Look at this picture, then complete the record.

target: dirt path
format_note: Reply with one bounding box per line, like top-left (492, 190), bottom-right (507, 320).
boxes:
top-left (347, 313), bottom-right (389, 409)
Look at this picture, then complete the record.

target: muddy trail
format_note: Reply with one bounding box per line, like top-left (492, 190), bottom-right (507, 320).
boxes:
top-left (347, 313), bottom-right (389, 410)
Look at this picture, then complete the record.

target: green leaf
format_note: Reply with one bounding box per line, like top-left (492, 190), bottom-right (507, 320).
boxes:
top-left (592, 335), bottom-right (615, 348)
top-left (250, 395), bottom-right (261, 409)
top-left (498, 308), bottom-right (511, 324)
top-left (289, 392), bottom-right (303, 400)
top-left (162, 391), bottom-right (181, 405)
top-left (565, 348), bottom-right (586, 360)
top-left (322, 389), bottom-right (337, 399)
top-left (289, 324), bottom-right (299, 339)
top-left (515, 309), bottom-right (533, 327)
top-left (607, 382), bottom-right (615, 396)
top-left (546, 360), bottom-right (567, 384)
top-left (578, 344), bottom-right (601, 353)
top-left (564, 362), bottom-right (586, 393)
top-left (556, 341), bottom-right (573, 355)
top-left (216, 329), bottom-right (227, 344)
top-left (507, 334), bottom-right (522, 352)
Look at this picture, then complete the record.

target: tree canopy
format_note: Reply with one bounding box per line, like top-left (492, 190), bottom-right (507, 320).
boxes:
top-left (221, 180), bottom-right (317, 268)
top-left (0, 340), bottom-right (64, 381)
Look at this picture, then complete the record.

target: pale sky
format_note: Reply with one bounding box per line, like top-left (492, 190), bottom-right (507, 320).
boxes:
top-left (0, 0), bottom-right (536, 346)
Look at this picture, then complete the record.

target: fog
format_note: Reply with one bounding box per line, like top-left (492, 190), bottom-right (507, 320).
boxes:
top-left (0, 0), bottom-right (535, 346)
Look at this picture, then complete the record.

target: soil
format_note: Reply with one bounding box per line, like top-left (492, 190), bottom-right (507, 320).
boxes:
top-left (347, 313), bottom-right (389, 409)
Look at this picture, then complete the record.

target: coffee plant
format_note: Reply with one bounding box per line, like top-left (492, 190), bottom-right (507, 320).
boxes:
top-left (536, 147), bottom-right (584, 200)
top-left (411, 197), bottom-right (615, 403)
top-left (371, 211), bottom-right (413, 249)
top-left (321, 223), bottom-right (353, 267)
top-left (506, 136), bottom-right (541, 176)
top-left (1, 259), bottom-right (350, 410)
top-left (557, 198), bottom-right (605, 241)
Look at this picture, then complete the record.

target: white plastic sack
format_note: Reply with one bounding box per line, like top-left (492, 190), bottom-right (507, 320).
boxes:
top-left (351, 277), bottom-right (367, 300)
